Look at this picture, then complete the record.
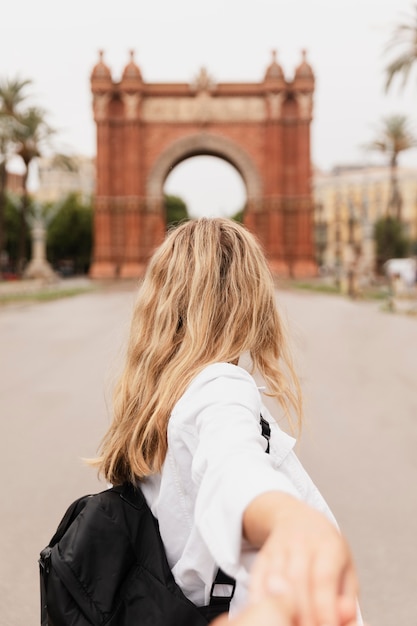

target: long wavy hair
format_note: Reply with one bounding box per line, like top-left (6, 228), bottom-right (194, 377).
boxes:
top-left (94, 218), bottom-right (302, 484)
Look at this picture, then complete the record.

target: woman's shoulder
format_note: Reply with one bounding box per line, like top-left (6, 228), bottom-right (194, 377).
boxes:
top-left (186, 362), bottom-right (258, 395)
top-left (171, 363), bottom-right (261, 422)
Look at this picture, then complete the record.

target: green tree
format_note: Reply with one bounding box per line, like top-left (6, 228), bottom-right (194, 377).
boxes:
top-left (368, 115), bottom-right (417, 221)
top-left (230, 208), bottom-right (245, 223)
top-left (385, 4), bottom-right (417, 90)
top-left (0, 78), bottom-right (31, 272)
top-left (3, 194), bottom-right (30, 272)
top-left (14, 106), bottom-right (54, 273)
top-left (164, 194), bottom-right (189, 228)
top-left (46, 193), bottom-right (93, 274)
top-left (374, 216), bottom-right (410, 271)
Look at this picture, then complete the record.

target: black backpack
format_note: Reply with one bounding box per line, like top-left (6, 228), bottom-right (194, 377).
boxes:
top-left (39, 418), bottom-right (270, 626)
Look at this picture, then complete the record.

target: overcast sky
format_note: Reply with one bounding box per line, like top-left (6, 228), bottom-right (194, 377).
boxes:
top-left (2, 0), bottom-right (417, 216)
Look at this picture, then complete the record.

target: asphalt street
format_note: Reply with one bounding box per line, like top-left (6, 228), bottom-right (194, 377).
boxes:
top-left (1, 284), bottom-right (416, 626)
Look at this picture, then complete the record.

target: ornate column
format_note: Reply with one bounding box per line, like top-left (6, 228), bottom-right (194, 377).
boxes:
top-left (121, 97), bottom-right (143, 275)
top-left (89, 52), bottom-right (116, 278)
top-left (119, 51), bottom-right (157, 277)
top-left (290, 51), bottom-right (316, 276)
top-left (262, 52), bottom-right (287, 271)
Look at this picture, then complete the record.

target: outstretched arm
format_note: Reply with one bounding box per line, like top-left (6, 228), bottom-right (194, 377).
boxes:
top-left (242, 491), bottom-right (359, 626)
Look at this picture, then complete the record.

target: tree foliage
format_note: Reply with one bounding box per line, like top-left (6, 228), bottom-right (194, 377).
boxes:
top-left (230, 208), bottom-right (245, 223)
top-left (374, 216), bottom-right (410, 270)
top-left (14, 106), bottom-right (53, 272)
top-left (385, 4), bottom-right (417, 90)
top-left (367, 115), bottom-right (417, 220)
top-left (46, 193), bottom-right (93, 274)
top-left (0, 77), bottom-right (54, 275)
top-left (164, 194), bottom-right (189, 228)
top-left (0, 78), bottom-right (32, 269)
top-left (368, 115), bottom-right (417, 160)
top-left (2, 195), bottom-right (30, 273)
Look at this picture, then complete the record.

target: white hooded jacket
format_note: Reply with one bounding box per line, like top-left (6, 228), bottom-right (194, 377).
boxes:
top-left (140, 362), bottom-right (346, 617)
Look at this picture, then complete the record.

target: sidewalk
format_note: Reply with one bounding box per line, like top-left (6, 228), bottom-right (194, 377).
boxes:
top-left (0, 276), bottom-right (94, 297)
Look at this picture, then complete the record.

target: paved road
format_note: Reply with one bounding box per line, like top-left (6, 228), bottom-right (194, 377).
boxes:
top-left (1, 285), bottom-right (416, 626)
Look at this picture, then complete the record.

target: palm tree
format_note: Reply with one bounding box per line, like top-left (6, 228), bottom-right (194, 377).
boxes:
top-left (385, 4), bottom-right (417, 90)
top-left (0, 115), bottom-right (16, 270)
top-left (49, 153), bottom-right (79, 173)
top-left (0, 78), bottom-right (31, 274)
top-left (14, 106), bottom-right (54, 273)
top-left (0, 78), bottom-right (31, 115)
top-left (368, 115), bottom-right (417, 220)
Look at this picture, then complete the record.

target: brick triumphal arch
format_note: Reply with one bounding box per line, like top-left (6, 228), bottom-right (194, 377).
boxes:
top-left (90, 50), bottom-right (316, 278)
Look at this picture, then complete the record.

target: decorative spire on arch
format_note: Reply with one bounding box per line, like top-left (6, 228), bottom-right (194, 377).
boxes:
top-left (264, 49), bottom-right (285, 81)
top-left (295, 49), bottom-right (314, 79)
top-left (122, 49), bottom-right (142, 81)
top-left (91, 49), bottom-right (112, 80)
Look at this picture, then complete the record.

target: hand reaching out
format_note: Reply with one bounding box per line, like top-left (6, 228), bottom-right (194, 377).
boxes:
top-left (211, 596), bottom-right (362, 626)
top-left (212, 596), bottom-right (296, 626)
top-left (243, 492), bottom-right (360, 626)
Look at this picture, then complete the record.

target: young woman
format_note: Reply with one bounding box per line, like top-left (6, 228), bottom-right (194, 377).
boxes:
top-left (94, 218), bottom-right (361, 626)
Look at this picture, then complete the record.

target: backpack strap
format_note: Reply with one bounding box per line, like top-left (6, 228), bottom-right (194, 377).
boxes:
top-left (207, 414), bottom-right (271, 613)
top-left (260, 415), bottom-right (271, 453)
top-left (204, 568), bottom-right (236, 619)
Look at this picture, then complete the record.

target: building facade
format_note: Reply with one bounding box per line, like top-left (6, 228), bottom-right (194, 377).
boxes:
top-left (35, 155), bottom-right (95, 204)
top-left (313, 165), bottom-right (417, 280)
top-left (5, 171), bottom-right (24, 195)
top-left (90, 50), bottom-right (317, 278)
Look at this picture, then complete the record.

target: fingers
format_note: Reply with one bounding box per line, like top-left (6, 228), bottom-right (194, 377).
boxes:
top-left (339, 567), bottom-right (360, 623)
top-left (338, 595), bottom-right (361, 626)
top-left (249, 551), bottom-right (289, 604)
top-left (292, 545), bottom-right (358, 626)
top-left (245, 493), bottom-right (360, 626)
top-left (311, 543), bottom-right (347, 626)
top-left (249, 533), bottom-right (359, 626)
top-left (311, 562), bottom-right (337, 624)
top-left (211, 600), bottom-right (364, 626)
top-left (285, 547), bottom-right (315, 626)
top-left (211, 596), bottom-right (295, 626)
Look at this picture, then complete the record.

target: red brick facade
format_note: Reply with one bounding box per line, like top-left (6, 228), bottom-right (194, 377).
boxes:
top-left (90, 50), bottom-right (317, 278)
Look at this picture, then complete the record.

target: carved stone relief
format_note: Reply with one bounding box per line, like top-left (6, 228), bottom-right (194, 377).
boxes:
top-left (296, 92), bottom-right (313, 120)
top-left (267, 92), bottom-right (284, 120)
top-left (142, 96), bottom-right (266, 122)
top-left (93, 94), bottom-right (110, 121)
top-left (191, 67), bottom-right (216, 93)
top-left (122, 93), bottom-right (141, 120)
top-left (195, 92), bottom-right (211, 124)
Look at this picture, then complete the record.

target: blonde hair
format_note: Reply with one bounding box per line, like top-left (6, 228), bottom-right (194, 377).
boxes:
top-left (94, 218), bottom-right (302, 484)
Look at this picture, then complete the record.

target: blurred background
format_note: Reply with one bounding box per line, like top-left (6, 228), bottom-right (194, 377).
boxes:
top-left (1, 0), bottom-right (417, 283)
top-left (1, 1), bottom-right (417, 625)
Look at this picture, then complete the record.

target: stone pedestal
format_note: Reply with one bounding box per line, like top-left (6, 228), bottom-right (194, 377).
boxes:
top-left (23, 223), bottom-right (57, 281)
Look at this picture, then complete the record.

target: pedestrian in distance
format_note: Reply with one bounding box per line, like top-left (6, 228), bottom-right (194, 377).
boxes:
top-left (92, 217), bottom-right (362, 626)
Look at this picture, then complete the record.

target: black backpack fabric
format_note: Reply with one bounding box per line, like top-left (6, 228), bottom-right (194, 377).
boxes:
top-left (39, 482), bottom-right (235, 626)
top-left (39, 417), bottom-right (271, 626)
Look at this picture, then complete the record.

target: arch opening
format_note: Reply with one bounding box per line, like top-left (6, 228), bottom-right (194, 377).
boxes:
top-left (146, 133), bottom-right (263, 215)
top-left (164, 155), bottom-right (247, 220)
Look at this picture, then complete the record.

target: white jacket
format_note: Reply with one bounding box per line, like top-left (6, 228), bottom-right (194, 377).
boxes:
top-left (141, 363), bottom-right (341, 616)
